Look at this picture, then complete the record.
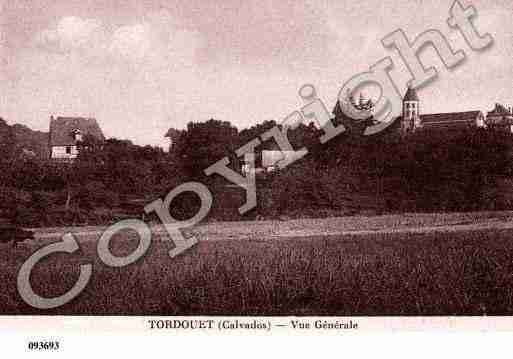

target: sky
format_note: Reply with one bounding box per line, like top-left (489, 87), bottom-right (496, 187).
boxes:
top-left (0, 0), bottom-right (512, 147)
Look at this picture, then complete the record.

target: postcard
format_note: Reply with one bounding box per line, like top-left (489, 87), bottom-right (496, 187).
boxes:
top-left (0, 0), bottom-right (512, 355)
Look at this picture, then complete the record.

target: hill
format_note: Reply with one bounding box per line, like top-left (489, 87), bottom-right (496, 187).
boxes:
top-left (0, 119), bottom-right (49, 158)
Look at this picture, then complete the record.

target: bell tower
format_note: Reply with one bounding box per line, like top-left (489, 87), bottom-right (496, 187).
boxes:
top-left (402, 86), bottom-right (421, 133)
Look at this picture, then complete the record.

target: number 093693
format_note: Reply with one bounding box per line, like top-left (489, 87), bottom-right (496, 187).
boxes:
top-left (27, 341), bottom-right (60, 351)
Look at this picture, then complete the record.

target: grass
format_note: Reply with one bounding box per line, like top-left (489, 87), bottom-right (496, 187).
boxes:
top-left (1, 228), bottom-right (513, 316)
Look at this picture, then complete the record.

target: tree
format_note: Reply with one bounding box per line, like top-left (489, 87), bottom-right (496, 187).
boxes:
top-left (0, 118), bottom-right (16, 183)
top-left (170, 119), bottom-right (239, 179)
top-left (0, 118), bottom-right (15, 161)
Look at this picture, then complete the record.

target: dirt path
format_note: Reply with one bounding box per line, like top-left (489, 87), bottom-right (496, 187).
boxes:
top-left (30, 211), bottom-right (513, 242)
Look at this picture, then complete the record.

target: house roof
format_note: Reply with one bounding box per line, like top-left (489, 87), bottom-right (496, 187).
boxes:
top-left (49, 116), bottom-right (105, 146)
top-left (420, 111), bottom-right (482, 125)
top-left (403, 87), bottom-right (419, 102)
top-left (487, 103), bottom-right (511, 117)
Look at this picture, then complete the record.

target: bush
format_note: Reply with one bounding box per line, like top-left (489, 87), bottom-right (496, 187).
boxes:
top-left (76, 181), bottom-right (120, 210)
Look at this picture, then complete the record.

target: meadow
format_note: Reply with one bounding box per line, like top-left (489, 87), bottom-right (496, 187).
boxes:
top-left (1, 227), bottom-right (513, 316)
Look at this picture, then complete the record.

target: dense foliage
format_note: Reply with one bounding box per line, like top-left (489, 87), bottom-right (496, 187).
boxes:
top-left (1, 112), bottom-right (513, 227)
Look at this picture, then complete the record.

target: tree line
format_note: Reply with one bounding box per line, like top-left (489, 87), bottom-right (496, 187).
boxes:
top-left (1, 110), bottom-right (513, 227)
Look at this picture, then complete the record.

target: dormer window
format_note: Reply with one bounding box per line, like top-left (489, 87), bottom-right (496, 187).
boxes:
top-left (72, 129), bottom-right (83, 142)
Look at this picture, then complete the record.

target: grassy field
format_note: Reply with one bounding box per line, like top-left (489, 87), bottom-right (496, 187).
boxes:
top-left (2, 225), bottom-right (513, 316)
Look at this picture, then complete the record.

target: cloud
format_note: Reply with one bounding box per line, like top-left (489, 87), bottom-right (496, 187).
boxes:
top-left (35, 16), bottom-right (105, 53)
top-left (108, 20), bottom-right (201, 68)
top-left (109, 24), bottom-right (153, 61)
top-left (34, 13), bottom-right (202, 68)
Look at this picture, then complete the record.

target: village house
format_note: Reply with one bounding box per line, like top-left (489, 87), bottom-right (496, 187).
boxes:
top-left (486, 103), bottom-right (513, 133)
top-left (400, 87), bottom-right (486, 134)
top-left (49, 116), bottom-right (105, 160)
top-left (241, 150), bottom-right (299, 176)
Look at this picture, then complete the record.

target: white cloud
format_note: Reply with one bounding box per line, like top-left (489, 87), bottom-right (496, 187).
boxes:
top-left (35, 14), bottom-right (202, 70)
top-left (35, 16), bottom-right (105, 53)
top-left (109, 24), bottom-right (153, 61)
top-left (109, 11), bottom-right (202, 68)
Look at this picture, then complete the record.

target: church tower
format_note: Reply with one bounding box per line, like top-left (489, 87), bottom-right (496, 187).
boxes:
top-left (402, 86), bottom-right (421, 133)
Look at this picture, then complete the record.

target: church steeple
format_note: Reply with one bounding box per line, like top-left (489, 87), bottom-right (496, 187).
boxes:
top-left (402, 86), bottom-right (421, 133)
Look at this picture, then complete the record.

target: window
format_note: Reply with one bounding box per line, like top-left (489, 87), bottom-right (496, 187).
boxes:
top-left (73, 129), bottom-right (83, 142)
top-left (66, 146), bottom-right (72, 154)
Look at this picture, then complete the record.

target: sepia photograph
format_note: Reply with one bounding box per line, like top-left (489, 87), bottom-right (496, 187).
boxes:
top-left (1, 1), bottom-right (513, 352)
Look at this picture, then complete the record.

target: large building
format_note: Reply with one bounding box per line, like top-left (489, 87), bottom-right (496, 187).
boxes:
top-left (400, 87), bottom-right (485, 134)
top-left (49, 116), bottom-right (105, 160)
